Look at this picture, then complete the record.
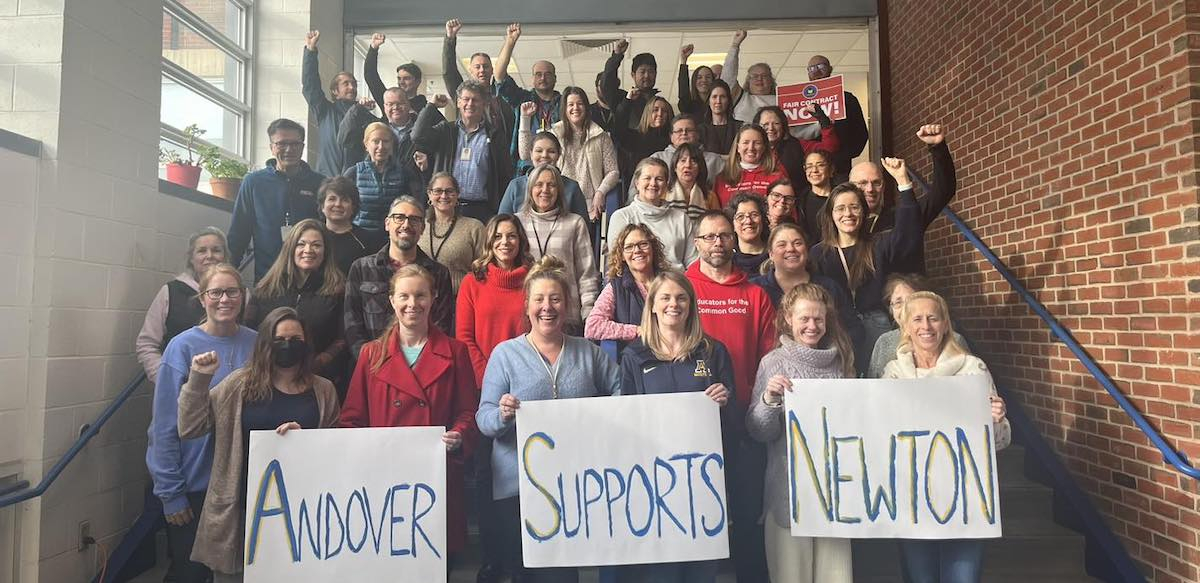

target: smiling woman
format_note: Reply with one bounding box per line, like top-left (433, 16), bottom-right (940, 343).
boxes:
top-left (418, 172), bottom-right (485, 294)
top-left (606, 158), bottom-right (698, 270)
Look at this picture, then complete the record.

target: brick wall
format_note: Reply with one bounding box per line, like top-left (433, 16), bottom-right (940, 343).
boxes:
top-left (883, 0), bottom-right (1200, 581)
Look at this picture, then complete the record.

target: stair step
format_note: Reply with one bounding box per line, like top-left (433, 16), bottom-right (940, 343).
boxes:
top-left (852, 532), bottom-right (1086, 576)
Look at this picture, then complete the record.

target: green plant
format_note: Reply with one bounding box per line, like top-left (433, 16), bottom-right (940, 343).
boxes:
top-left (197, 144), bottom-right (249, 180)
top-left (159, 124), bottom-right (206, 166)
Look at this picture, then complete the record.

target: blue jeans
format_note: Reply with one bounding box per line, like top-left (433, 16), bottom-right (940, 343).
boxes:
top-left (898, 539), bottom-right (984, 583)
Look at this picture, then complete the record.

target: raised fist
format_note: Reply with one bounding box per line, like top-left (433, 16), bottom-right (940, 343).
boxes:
top-left (680, 44), bottom-right (694, 62)
top-left (431, 94), bottom-right (451, 109)
top-left (916, 124), bottom-right (945, 146)
top-left (615, 39), bottom-right (629, 55)
top-left (520, 101), bottom-right (536, 117)
top-left (881, 157), bottom-right (910, 183)
top-left (732, 30), bottom-right (748, 47)
top-left (305, 30), bottom-right (320, 51)
top-left (446, 19), bottom-right (462, 39)
top-left (358, 97), bottom-right (376, 110)
top-left (370, 32), bottom-right (385, 50)
top-left (191, 351), bottom-right (219, 376)
top-left (413, 151), bottom-right (428, 172)
top-left (506, 23), bottom-right (521, 43)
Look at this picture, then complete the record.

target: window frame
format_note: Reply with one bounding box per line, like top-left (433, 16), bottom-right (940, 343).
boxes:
top-left (160, 0), bottom-right (254, 165)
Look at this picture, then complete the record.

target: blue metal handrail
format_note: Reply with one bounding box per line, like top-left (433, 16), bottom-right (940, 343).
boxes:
top-left (910, 171), bottom-right (1200, 481)
top-left (0, 372), bottom-right (148, 508)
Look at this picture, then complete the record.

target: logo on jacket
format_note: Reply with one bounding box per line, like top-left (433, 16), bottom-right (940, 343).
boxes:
top-left (693, 360), bottom-right (710, 378)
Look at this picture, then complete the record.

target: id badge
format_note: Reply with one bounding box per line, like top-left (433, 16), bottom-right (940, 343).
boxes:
top-left (460, 146), bottom-right (472, 161)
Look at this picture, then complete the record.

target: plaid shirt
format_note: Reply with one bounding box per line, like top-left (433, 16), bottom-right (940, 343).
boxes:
top-left (343, 244), bottom-right (455, 359)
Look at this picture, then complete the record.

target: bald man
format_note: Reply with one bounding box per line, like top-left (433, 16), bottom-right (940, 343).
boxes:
top-left (803, 54), bottom-right (869, 178)
top-left (492, 23), bottom-right (562, 135)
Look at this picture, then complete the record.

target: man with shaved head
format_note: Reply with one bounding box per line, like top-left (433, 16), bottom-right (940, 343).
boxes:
top-left (492, 22), bottom-right (562, 135)
top-left (805, 53), bottom-right (868, 178)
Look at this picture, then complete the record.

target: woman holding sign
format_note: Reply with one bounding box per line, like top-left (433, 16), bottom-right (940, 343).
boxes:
top-left (478, 255), bottom-right (621, 583)
top-left (881, 291), bottom-right (1010, 583)
top-left (746, 283), bottom-right (856, 583)
top-left (615, 269), bottom-right (732, 583)
top-left (177, 306), bottom-right (341, 583)
top-left (338, 264), bottom-right (480, 564)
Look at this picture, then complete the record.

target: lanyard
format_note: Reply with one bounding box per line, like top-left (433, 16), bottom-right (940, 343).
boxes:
top-left (525, 334), bottom-right (561, 399)
top-left (530, 214), bottom-right (559, 257)
top-left (427, 215), bottom-right (459, 262)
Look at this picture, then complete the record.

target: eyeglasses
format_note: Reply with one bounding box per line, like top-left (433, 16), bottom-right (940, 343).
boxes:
top-left (853, 179), bottom-right (885, 190)
top-left (832, 204), bottom-right (864, 215)
top-left (271, 140), bottom-right (304, 150)
top-left (386, 213), bottom-right (424, 224)
top-left (202, 287), bottom-right (243, 300)
top-left (768, 192), bottom-right (797, 204)
top-left (429, 187), bottom-right (459, 197)
top-left (696, 232), bottom-right (735, 243)
top-left (804, 162), bottom-right (829, 171)
top-left (671, 127), bottom-right (697, 135)
top-left (622, 240), bottom-right (652, 253)
top-left (734, 211), bottom-right (762, 223)
top-left (807, 63), bottom-right (831, 73)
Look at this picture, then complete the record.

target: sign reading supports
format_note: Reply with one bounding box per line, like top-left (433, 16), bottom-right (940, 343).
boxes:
top-left (243, 427), bottom-right (447, 582)
top-left (777, 75), bottom-right (848, 126)
top-left (785, 376), bottom-right (1003, 539)
top-left (517, 393), bottom-right (729, 567)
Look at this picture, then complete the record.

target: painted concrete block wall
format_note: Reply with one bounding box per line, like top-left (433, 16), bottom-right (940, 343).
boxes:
top-left (0, 0), bottom-right (231, 581)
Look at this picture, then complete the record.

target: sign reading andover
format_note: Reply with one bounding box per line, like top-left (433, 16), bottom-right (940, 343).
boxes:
top-left (777, 75), bottom-right (847, 126)
top-left (785, 376), bottom-right (1003, 539)
top-left (243, 427), bottom-right (447, 583)
top-left (517, 393), bottom-right (729, 567)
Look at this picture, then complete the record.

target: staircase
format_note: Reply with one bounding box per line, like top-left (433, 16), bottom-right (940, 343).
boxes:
top-left (853, 445), bottom-right (1096, 583)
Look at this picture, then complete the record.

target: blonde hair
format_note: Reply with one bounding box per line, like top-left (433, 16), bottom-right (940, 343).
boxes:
top-left (719, 124), bottom-right (779, 186)
top-left (638, 97), bottom-right (674, 135)
top-left (195, 263), bottom-right (246, 325)
top-left (523, 254), bottom-right (571, 301)
top-left (370, 264), bottom-right (437, 373)
top-left (638, 270), bottom-right (709, 362)
top-left (521, 163), bottom-right (565, 214)
top-left (362, 121), bottom-right (396, 151)
top-left (896, 291), bottom-right (967, 359)
top-left (777, 283), bottom-right (855, 377)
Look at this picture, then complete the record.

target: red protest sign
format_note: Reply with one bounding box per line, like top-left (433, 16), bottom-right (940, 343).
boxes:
top-left (777, 75), bottom-right (847, 127)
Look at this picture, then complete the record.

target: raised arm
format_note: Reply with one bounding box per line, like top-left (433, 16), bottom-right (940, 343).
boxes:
top-left (411, 96), bottom-right (451, 155)
top-left (337, 100), bottom-right (376, 148)
top-left (363, 33), bottom-right (388, 108)
top-left (913, 125), bottom-right (957, 228)
top-left (493, 23), bottom-right (521, 83)
top-left (676, 44), bottom-right (696, 114)
top-left (301, 31), bottom-right (331, 115)
top-left (443, 20), bottom-right (466, 93)
top-left (599, 39), bottom-right (628, 112)
top-left (722, 30), bottom-right (747, 102)
top-left (878, 158), bottom-right (922, 263)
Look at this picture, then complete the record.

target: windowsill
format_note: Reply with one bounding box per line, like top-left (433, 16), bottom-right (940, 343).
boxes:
top-left (158, 179), bottom-right (234, 212)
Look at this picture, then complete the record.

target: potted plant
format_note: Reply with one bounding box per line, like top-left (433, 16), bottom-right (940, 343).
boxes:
top-left (159, 124), bottom-right (205, 189)
top-left (198, 144), bottom-right (249, 201)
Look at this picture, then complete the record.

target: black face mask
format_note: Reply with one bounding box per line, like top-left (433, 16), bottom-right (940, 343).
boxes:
top-left (272, 338), bottom-right (309, 368)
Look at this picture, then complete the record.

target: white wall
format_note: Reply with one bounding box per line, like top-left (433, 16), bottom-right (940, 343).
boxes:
top-left (0, 0), bottom-right (232, 580)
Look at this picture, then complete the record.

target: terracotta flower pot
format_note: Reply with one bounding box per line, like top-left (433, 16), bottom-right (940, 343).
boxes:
top-left (209, 178), bottom-right (242, 201)
top-left (165, 163), bottom-right (202, 189)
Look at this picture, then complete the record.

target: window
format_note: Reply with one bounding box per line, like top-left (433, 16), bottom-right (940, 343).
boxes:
top-left (160, 0), bottom-right (252, 186)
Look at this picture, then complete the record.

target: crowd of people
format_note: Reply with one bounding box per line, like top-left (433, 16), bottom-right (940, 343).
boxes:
top-left (140, 21), bottom-right (1010, 583)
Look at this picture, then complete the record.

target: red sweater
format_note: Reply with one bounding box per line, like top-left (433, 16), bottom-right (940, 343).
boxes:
top-left (455, 263), bottom-right (531, 385)
top-left (714, 165), bottom-right (789, 208)
top-left (685, 261), bottom-right (777, 415)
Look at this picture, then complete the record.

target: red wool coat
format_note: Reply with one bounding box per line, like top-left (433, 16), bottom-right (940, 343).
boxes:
top-left (338, 325), bottom-right (480, 553)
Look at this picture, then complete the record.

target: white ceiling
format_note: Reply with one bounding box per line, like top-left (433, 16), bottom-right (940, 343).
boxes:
top-left (353, 22), bottom-right (870, 105)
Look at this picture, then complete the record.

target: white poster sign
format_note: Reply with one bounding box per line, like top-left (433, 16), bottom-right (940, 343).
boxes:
top-left (785, 376), bottom-right (1003, 539)
top-left (243, 426), bottom-right (447, 582)
top-left (516, 393), bottom-right (729, 567)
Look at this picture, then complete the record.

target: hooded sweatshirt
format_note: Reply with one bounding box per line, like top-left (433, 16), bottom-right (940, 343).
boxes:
top-left (685, 261), bottom-right (776, 415)
top-left (607, 197), bottom-right (698, 270)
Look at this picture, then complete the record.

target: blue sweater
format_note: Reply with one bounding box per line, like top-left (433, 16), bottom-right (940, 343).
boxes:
top-left (497, 173), bottom-right (589, 221)
top-left (477, 335), bottom-right (620, 500)
top-left (146, 325), bottom-right (257, 514)
top-left (227, 159), bottom-right (325, 280)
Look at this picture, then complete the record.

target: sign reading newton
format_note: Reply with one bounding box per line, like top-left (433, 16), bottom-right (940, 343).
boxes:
top-left (517, 393), bottom-right (729, 568)
top-left (243, 426), bottom-right (447, 583)
top-left (785, 376), bottom-right (1003, 539)
top-left (777, 75), bottom-right (848, 127)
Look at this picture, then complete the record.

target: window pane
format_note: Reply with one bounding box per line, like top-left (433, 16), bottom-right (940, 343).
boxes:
top-left (161, 75), bottom-right (243, 155)
top-left (162, 12), bottom-right (243, 100)
top-left (174, 0), bottom-right (244, 46)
